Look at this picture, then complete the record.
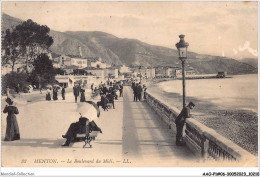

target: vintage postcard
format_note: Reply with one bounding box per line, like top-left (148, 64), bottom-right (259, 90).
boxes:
top-left (1, 1), bottom-right (258, 175)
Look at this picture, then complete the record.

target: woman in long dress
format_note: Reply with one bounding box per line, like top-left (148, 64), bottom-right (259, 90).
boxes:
top-left (46, 88), bottom-right (51, 101)
top-left (53, 87), bottom-right (58, 100)
top-left (3, 97), bottom-right (20, 141)
top-left (80, 88), bottom-right (86, 102)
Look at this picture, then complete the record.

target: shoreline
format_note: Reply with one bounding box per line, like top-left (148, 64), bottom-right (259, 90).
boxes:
top-left (146, 79), bottom-right (258, 156)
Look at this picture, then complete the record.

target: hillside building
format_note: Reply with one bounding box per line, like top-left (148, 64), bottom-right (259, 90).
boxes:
top-left (175, 68), bottom-right (196, 78)
top-left (131, 66), bottom-right (155, 79)
top-left (155, 66), bottom-right (180, 78)
top-left (89, 57), bottom-right (110, 69)
top-left (119, 65), bottom-right (131, 73)
top-left (83, 67), bottom-right (118, 79)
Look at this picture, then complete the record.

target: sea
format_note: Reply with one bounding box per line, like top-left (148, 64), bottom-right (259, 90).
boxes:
top-left (157, 74), bottom-right (258, 113)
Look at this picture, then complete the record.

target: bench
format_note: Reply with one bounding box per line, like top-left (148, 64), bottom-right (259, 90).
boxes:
top-left (76, 131), bottom-right (99, 148)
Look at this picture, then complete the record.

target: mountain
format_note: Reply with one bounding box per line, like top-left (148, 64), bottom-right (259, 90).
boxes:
top-left (1, 13), bottom-right (258, 75)
top-left (240, 58), bottom-right (258, 68)
top-left (1, 13), bottom-right (23, 32)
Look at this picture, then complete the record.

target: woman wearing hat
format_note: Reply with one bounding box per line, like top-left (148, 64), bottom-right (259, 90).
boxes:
top-left (3, 97), bottom-right (20, 141)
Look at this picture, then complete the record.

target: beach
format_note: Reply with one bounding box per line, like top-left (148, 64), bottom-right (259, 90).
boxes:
top-left (147, 74), bottom-right (258, 155)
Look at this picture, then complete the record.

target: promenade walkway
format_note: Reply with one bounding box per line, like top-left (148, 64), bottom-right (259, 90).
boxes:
top-left (1, 86), bottom-right (197, 167)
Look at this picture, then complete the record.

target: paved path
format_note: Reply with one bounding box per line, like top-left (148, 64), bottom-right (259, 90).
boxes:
top-left (1, 86), bottom-right (197, 167)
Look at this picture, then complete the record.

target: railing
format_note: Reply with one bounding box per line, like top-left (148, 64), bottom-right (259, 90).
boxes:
top-left (145, 91), bottom-right (256, 163)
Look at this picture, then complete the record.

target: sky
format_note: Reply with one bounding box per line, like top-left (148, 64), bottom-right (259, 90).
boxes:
top-left (1, 1), bottom-right (258, 60)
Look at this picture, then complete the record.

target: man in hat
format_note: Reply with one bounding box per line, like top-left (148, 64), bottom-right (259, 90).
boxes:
top-left (62, 117), bottom-right (89, 146)
top-left (175, 101), bottom-right (195, 146)
top-left (61, 86), bottom-right (66, 100)
top-left (73, 85), bottom-right (80, 103)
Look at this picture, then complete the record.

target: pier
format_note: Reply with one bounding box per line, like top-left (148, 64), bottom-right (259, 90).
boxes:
top-left (1, 86), bottom-right (256, 167)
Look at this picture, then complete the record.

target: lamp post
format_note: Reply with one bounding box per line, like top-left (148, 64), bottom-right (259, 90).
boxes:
top-left (176, 34), bottom-right (189, 108)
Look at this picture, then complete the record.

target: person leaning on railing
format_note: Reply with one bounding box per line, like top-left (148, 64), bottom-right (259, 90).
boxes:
top-left (175, 102), bottom-right (195, 146)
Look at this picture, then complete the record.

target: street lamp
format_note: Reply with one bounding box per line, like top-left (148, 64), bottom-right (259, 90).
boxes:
top-left (176, 34), bottom-right (189, 108)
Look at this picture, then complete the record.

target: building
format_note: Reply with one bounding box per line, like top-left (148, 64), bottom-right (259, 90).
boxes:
top-left (166, 67), bottom-right (178, 77)
top-left (55, 75), bottom-right (98, 88)
top-left (55, 75), bottom-right (74, 88)
top-left (90, 57), bottom-right (110, 69)
top-left (83, 67), bottom-right (105, 78)
top-left (52, 54), bottom-right (88, 69)
top-left (104, 67), bottom-right (119, 79)
top-left (155, 66), bottom-right (168, 78)
top-left (70, 57), bottom-right (88, 69)
top-left (63, 65), bottom-right (79, 75)
top-left (83, 67), bottom-right (119, 79)
top-left (154, 66), bottom-right (181, 78)
top-left (146, 67), bottom-right (156, 78)
top-left (131, 66), bottom-right (155, 79)
top-left (175, 68), bottom-right (196, 78)
top-left (119, 65), bottom-right (131, 73)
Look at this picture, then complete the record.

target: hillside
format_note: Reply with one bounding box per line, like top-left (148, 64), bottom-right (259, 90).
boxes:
top-left (1, 13), bottom-right (258, 75)
top-left (240, 58), bottom-right (258, 68)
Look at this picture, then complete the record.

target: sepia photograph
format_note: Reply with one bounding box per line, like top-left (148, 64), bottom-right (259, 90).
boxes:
top-left (0, 1), bottom-right (258, 175)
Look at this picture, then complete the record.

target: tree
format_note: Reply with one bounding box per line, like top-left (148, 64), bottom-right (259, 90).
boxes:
top-left (2, 29), bottom-right (20, 72)
top-left (54, 68), bottom-right (65, 75)
top-left (31, 54), bottom-right (55, 89)
top-left (2, 72), bottom-right (29, 94)
top-left (13, 19), bottom-right (53, 72)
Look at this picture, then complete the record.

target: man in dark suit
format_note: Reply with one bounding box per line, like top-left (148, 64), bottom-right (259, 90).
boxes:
top-left (175, 102), bottom-right (195, 146)
top-left (136, 83), bottom-right (143, 101)
top-left (119, 84), bottom-right (123, 97)
top-left (61, 86), bottom-right (65, 100)
top-left (73, 85), bottom-right (80, 103)
top-left (62, 117), bottom-right (89, 146)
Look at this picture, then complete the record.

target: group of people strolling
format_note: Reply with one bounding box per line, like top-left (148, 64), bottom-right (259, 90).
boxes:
top-left (96, 81), bottom-right (123, 111)
top-left (132, 81), bottom-right (147, 102)
top-left (3, 79), bottom-right (196, 149)
top-left (73, 84), bottom-right (86, 103)
top-left (46, 86), bottom-right (66, 101)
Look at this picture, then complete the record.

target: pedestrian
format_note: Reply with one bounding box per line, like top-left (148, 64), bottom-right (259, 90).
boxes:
top-left (133, 83), bottom-right (138, 102)
top-left (132, 81), bottom-right (135, 90)
top-left (143, 84), bottom-right (147, 99)
top-left (53, 87), bottom-right (58, 100)
top-left (73, 85), bottom-right (80, 103)
top-left (91, 83), bottom-right (94, 93)
top-left (137, 83), bottom-right (143, 101)
top-left (62, 86), bottom-right (66, 100)
top-left (46, 88), bottom-right (51, 101)
top-left (102, 85), bottom-right (108, 95)
top-left (175, 102), bottom-right (195, 146)
top-left (80, 87), bottom-right (86, 102)
top-left (119, 84), bottom-right (123, 97)
top-left (112, 86), bottom-right (118, 100)
top-left (106, 92), bottom-right (115, 109)
top-left (3, 97), bottom-right (20, 141)
top-left (100, 94), bottom-right (109, 111)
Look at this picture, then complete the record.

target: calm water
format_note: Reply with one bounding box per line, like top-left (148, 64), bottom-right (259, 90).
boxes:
top-left (158, 74), bottom-right (258, 113)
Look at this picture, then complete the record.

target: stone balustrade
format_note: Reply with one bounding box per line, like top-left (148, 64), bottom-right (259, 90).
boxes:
top-left (145, 90), bottom-right (256, 163)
